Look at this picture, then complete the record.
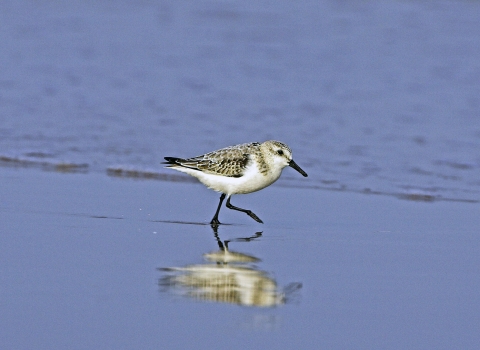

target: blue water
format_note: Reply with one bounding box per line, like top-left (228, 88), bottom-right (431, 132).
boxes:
top-left (1, 2), bottom-right (480, 349)
top-left (1, 0), bottom-right (479, 202)
top-left (1, 169), bottom-right (479, 349)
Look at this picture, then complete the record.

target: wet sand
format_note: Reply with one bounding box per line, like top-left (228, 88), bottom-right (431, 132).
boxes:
top-left (2, 1), bottom-right (479, 348)
top-left (1, 167), bottom-right (478, 349)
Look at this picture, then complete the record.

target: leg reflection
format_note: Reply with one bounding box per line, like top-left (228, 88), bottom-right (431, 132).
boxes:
top-left (210, 223), bottom-right (262, 252)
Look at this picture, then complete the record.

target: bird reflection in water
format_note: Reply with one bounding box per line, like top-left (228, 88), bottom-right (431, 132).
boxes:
top-left (158, 224), bottom-right (302, 307)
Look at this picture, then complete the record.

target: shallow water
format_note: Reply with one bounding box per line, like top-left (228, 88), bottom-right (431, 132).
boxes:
top-left (1, 169), bottom-right (479, 349)
top-left (1, 0), bottom-right (479, 202)
top-left (1, 1), bottom-right (480, 349)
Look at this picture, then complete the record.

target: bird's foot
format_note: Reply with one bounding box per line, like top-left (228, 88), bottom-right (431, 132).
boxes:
top-left (246, 211), bottom-right (263, 224)
top-left (210, 218), bottom-right (221, 226)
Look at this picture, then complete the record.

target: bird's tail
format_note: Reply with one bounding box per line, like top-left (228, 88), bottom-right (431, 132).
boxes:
top-left (162, 157), bottom-right (184, 165)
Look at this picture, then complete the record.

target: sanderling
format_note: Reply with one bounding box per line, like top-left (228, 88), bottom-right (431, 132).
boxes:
top-left (163, 140), bottom-right (308, 225)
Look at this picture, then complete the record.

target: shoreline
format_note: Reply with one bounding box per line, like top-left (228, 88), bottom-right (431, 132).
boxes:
top-left (1, 160), bottom-right (477, 204)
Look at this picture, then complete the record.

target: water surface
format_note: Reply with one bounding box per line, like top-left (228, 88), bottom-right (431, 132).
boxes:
top-left (0, 1), bottom-right (479, 349)
top-left (1, 0), bottom-right (479, 202)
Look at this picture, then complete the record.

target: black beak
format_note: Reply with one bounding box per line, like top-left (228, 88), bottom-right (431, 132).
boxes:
top-left (289, 159), bottom-right (308, 177)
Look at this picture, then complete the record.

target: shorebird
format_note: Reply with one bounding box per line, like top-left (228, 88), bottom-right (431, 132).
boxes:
top-left (163, 140), bottom-right (308, 224)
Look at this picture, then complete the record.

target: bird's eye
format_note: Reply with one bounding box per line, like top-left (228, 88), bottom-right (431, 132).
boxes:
top-left (277, 149), bottom-right (284, 155)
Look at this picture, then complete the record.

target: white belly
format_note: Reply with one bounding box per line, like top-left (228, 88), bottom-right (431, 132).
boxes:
top-left (171, 164), bottom-right (283, 195)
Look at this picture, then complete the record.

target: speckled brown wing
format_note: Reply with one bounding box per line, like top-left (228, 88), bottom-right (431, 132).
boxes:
top-left (173, 143), bottom-right (257, 177)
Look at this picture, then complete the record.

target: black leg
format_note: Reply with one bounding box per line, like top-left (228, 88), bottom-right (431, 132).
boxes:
top-left (226, 197), bottom-right (263, 224)
top-left (210, 193), bottom-right (226, 225)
